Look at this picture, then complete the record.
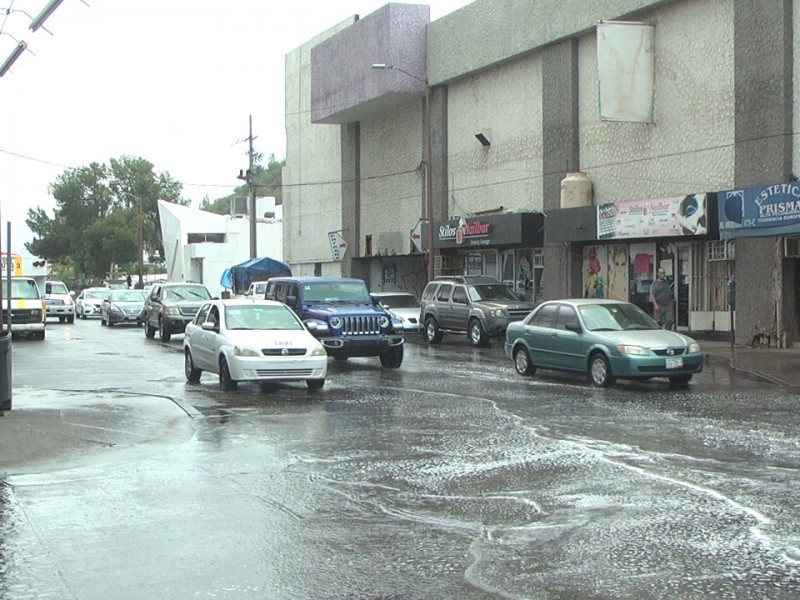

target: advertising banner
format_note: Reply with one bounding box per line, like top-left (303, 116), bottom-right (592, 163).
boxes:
top-left (598, 194), bottom-right (708, 239)
top-left (717, 182), bottom-right (800, 239)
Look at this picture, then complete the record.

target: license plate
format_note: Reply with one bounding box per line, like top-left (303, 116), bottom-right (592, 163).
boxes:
top-left (665, 357), bottom-right (683, 369)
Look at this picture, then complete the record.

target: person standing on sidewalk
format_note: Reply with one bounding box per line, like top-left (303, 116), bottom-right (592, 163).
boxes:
top-left (650, 267), bottom-right (674, 329)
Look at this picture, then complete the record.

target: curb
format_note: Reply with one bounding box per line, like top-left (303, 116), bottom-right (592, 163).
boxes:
top-left (705, 351), bottom-right (797, 390)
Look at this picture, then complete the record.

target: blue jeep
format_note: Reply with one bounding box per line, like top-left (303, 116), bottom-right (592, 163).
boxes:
top-left (265, 276), bottom-right (404, 368)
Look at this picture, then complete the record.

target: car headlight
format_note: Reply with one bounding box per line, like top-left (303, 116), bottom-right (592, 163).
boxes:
top-left (490, 308), bottom-right (507, 318)
top-left (233, 346), bottom-right (260, 357)
top-left (688, 342), bottom-right (701, 353)
top-left (163, 306), bottom-right (178, 316)
top-left (617, 344), bottom-right (649, 356)
top-left (329, 316), bottom-right (342, 329)
top-left (378, 315), bottom-right (389, 328)
top-left (310, 345), bottom-right (327, 356)
top-left (110, 305), bottom-right (124, 314)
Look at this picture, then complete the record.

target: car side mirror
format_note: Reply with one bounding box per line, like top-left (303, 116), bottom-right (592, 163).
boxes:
top-left (565, 320), bottom-right (582, 333)
top-left (201, 321), bottom-right (217, 332)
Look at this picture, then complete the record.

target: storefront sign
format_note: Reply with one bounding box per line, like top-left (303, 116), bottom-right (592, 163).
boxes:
top-left (718, 182), bottom-right (800, 239)
top-left (327, 231), bottom-right (348, 261)
top-left (598, 194), bottom-right (708, 239)
top-left (434, 212), bottom-right (544, 249)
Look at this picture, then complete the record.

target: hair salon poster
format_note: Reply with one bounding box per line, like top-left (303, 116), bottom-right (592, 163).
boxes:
top-left (718, 182), bottom-right (800, 239)
top-left (598, 194), bottom-right (708, 239)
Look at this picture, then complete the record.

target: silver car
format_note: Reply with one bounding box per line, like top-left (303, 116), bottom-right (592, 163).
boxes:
top-left (371, 292), bottom-right (422, 333)
top-left (76, 287), bottom-right (109, 319)
top-left (100, 289), bottom-right (147, 327)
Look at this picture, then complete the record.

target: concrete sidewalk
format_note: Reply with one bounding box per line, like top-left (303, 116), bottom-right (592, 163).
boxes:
top-left (700, 334), bottom-right (800, 390)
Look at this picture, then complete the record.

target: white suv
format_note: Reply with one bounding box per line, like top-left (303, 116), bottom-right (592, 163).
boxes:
top-left (44, 280), bottom-right (76, 323)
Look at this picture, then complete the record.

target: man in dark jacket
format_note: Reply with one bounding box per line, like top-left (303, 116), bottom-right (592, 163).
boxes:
top-left (650, 267), bottom-right (674, 329)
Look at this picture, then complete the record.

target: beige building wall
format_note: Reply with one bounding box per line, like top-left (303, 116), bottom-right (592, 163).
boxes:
top-left (447, 56), bottom-right (544, 215)
top-left (360, 100), bottom-right (425, 256)
top-left (578, 0), bottom-right (736, 203)
top-left (794, 0), bottom-right (800, 181)
top-left (283, 19), bottom-right (354, 276)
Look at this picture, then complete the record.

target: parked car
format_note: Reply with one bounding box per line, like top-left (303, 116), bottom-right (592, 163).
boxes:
top-left (76, 287), bottom-right (109, 319)
top-left (100, 289), bottom-right (147, 327)
top-left (183, 298), bottom-right (328, 391)
top-left (44, 280), bottom-right (76, 324)
top-left (143, 282), bottom-right (213, 342)
top-left (505, 298), bottom-right (704, 387)
top-left (420, 275), bottom-right (537, 347)
top-left (265, 276), bottom-right (404, 367)
top-left (370, 291), bottom-right (421, 333)
top-left (245, 281), bottom-right (269, 297)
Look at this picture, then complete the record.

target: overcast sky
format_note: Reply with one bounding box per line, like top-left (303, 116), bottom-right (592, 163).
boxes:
top-left (0, 0), bottom-right (473, 254)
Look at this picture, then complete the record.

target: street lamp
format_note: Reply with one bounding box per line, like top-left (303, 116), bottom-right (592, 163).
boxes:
top-left (371, 63), bottom-right (435, 281)
top-left (0, 40), bottom-right (28, 77)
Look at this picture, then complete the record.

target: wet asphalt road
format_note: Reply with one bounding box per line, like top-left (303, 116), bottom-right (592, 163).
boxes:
top-left (2, 318), bottom-right (800, 599)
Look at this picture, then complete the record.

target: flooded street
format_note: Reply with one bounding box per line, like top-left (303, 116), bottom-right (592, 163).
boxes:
top-left (2, 320), bottom-right (800, 599)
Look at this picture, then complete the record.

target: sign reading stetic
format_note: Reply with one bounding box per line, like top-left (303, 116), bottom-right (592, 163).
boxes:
top-left (328, 231), bottom-right (348, 261)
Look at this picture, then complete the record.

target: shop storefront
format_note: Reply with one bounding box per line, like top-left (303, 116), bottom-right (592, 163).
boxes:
top-left (432, 212), bottom-right (545, 301)
top-left (548, 194), bottom-right (725, 331)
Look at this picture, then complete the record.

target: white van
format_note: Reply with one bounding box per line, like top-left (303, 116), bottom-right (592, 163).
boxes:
top-left (5, 277), bottom-right (46, 340)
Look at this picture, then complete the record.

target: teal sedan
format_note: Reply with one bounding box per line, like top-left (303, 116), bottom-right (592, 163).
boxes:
top-left (504, 299), bottom-right (704, 387)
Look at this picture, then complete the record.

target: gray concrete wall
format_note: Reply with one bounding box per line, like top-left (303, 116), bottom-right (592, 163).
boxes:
top-left (733, 0), bottom-right (794, 345)
top-left (428, 0), bottom-right (679, 85)
top-left (541, 40), bottom-right (580, 301)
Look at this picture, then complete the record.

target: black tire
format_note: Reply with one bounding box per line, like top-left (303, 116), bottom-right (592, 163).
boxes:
top-left (306, 379), bottom-right (325, 390)
top-left (184, 350), bottom-right (201, 382)
top-left (219, 357), bottom-right (237, 391)
top-left (145, 319), bottom-right (156, 338)
top-left (32, 330), bottom-right (45, 341)
top-left (108, 320), bottom-right (115, 327)
top-left (424, 316), bottom-right (443, 344)
top-left (58, 316), bottom-right (65, 324)
top-left (513, 346), bottom-right (535, 376)
top-left (468, 319), bottom-right (489, 347)
top-left (159, 319), bottom-right (171, 342)
top-left (100, 314), bottom-right (106, 326)
top-left (379, 344), bottom-right (404, 368)
top-left (669, 374), bottom-right (693, 387)
top-left (589, 352), bottom-right (615, 387)
top-left (67, 315), bottom-right (74, 324)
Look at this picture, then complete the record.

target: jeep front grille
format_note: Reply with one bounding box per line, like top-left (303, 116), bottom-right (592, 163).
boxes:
top-left (340, 315), bottom-right (380, 335)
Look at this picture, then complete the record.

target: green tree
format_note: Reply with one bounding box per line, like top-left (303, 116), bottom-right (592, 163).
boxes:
top-left (200, 154), bottom-right (284, 215)
top-left (25, 156), bottom-right (188, 280)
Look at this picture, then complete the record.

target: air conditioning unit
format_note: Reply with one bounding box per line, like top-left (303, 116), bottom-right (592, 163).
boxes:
top-left (230, 196), bottom-right (249, 217)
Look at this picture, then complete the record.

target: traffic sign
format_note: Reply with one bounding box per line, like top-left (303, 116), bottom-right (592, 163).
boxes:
top-left (411, 219), bottom-right (426, 253)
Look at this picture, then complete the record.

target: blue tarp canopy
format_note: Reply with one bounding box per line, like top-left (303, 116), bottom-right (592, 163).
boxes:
top-left (229, 257), bottom-right (291, 292)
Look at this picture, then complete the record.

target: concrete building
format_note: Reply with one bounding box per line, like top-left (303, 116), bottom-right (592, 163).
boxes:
top-left (157, 198), bottom-right (282, 297)
top-left (284, 0), bottom-right (800, 346)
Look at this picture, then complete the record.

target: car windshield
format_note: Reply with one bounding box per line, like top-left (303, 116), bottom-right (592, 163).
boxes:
top-left (225, 305), bottom-right (303, 330)
top-left (578, 303), bottom-right (660, 331)
top-left (469, 284), bottom-right (518, 302)
top-left (164, 286), bottom-right (211, 301)
top-left (9, 279), bottom-right (39, 299)
top-left (110, 291), bottom-right (146, 302)
top-left (47, 282), bottom-right (69, 295)
top-left (303, 282), bottom-right (370, 303)
top-left (86, 290), bottom-right (108, 299)
top-left (377, 294), bottom-right (419, 309)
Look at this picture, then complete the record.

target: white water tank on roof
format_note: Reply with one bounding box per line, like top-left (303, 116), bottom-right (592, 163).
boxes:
top-left (560, 172), bottom-right (593, 208)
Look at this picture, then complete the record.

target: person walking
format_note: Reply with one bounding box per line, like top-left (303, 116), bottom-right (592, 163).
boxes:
top-left (650, 267), bottom-right (674, 330)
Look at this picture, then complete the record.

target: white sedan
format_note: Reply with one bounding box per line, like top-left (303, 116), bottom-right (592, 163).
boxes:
top-left (183, 299), bottom-right (328, 391)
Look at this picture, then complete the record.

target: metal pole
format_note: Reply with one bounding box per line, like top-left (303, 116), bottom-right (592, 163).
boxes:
top-left (248, 115), bottom-right (256, 259)
top-left (424, 81), bottom-right (434, 281)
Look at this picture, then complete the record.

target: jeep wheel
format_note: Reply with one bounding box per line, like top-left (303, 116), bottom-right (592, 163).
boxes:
top-left (219, 357), bottom-right (238, 391)
top-left (145, 318), bottom-right (156, 338)
top-left (184, 350), bottom-right (201, 382)
top-left (379, 345), bottom-right (404, 368)
top-left (424, 316), bottom-right (443, 344)
top-left (468, 318), bottom-right (489, 347)
top-left (159, 319), bottom-right (172, 342)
